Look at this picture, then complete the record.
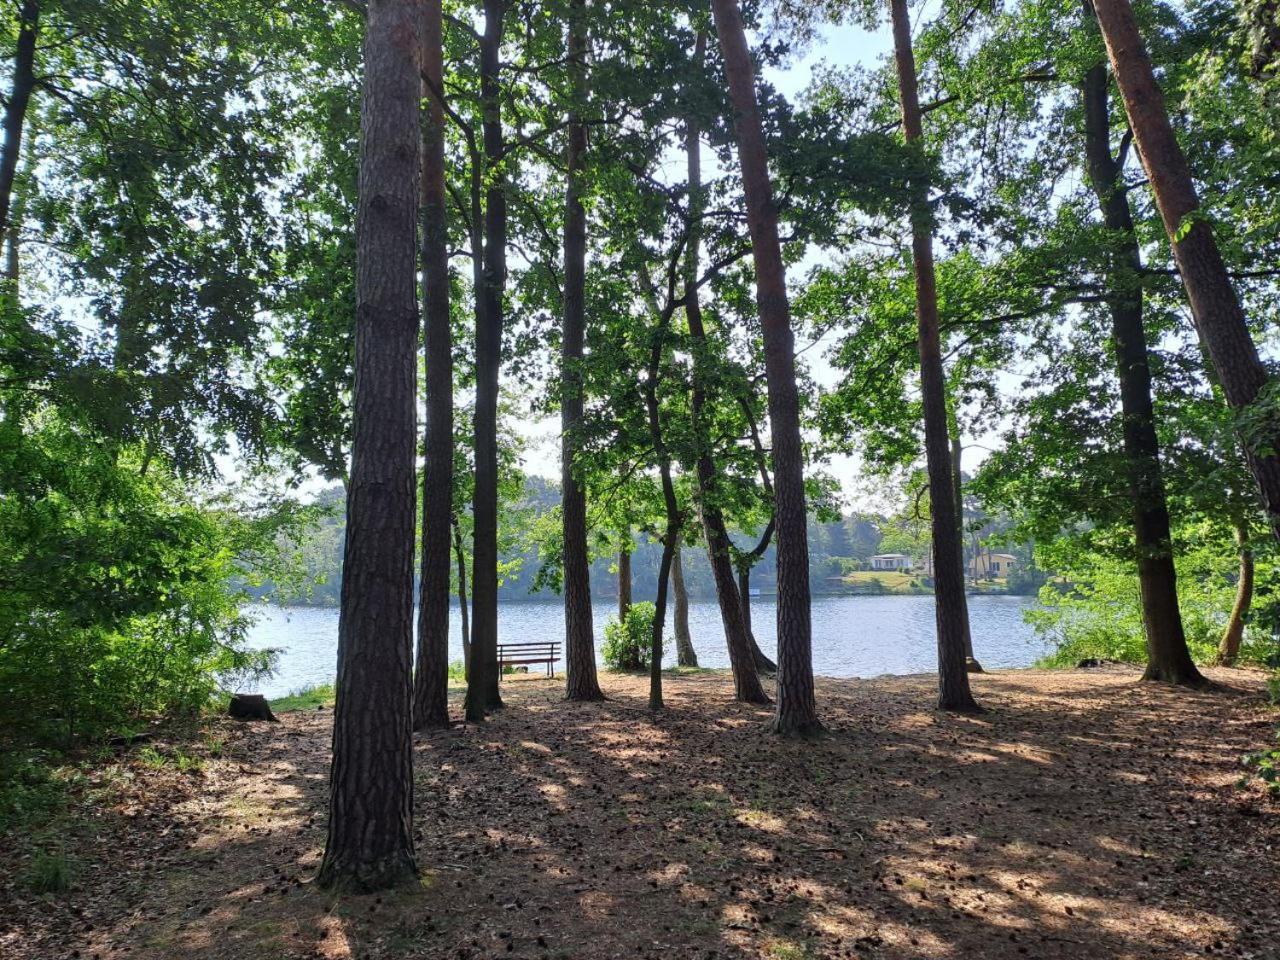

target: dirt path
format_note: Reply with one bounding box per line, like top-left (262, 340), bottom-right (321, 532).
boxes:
top-left (3, 666), bottom-right (1279, 959)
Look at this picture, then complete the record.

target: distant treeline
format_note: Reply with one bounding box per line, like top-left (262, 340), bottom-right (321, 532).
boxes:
top-left (248, 479), bottom-right (1044, 608)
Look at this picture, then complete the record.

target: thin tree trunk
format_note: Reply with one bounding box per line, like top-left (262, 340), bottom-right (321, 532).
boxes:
top-left (466, 0), bottom-right (507, 720)
top-left (737, 563), bottom-right (778, 674)
top-left (317, 0), bottom-right (419, 893)
top-left (950, 429), bottom-right (982, 671)
top-left (454, 518), bottom-right (471, 674)
top-left (683, 30), bottom-right (768, 705)
top-left (1218, 519), bottom-right (1253, 665)
top-left (618, 542), bottom-right (632, 621)
top-left (889, 0), bottom-right (980, 713)
top-left (1079, 56), bottom-right (1203, 686)
top-left (0, 0), bottom-right (38, 239)
top-left (561, 0), bottom-right (604, 702)
top-left (641, 301), bottom-right (684, 709)
top-left (413, 0), bottom-right (453, 730)
top-left (672, 542), bottom-right (698, 667)
top-left (738, 403), bottom-right (780, 675)
top-left (712, 0), bottom-right (819, 734)
top-left (1091, 0), bottom-right (1280, 545)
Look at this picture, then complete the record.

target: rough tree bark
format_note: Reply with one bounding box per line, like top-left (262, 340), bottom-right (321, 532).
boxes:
top-left (1218, 519), bottom-right (1254, 665)
top-left (413, 0), bottom-right (454, 729)
top-left (560, 0), bottom-right (605, 702)
top-left (1092, 0), bottom-right (1280, 545)
top-left (1079, 55), bottom-right (1203, 686)
top-left (466, 0), bottom-right (508, 720)
top-left (712, 0), bottom-right (820, 735)
top-left (0, 0), bottom-right (38, 238)
top-left (671, 542), bottom-right (698, 667)
top-left (889, 0), bottom-right (980, 713)
top-left (683, 32), bottom-right (768, 704)
top-left (317, 0), bottom-right (419, 893)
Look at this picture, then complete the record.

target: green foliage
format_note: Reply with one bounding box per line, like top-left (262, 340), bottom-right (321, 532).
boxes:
top-left (1028, 539), bottom-right (1275, 668)
top-left (0, 750), bottom-right (69, 834)
top-left (0, 414), bottom-right (296, 746)
top-left (602, 602), bottom-right (656, 672)
top-left (1242, 730), bottom-right (1280, 797)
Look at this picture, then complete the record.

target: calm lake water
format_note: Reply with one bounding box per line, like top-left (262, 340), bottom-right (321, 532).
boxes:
top-left (244, 595), bottom-right (1048, 698)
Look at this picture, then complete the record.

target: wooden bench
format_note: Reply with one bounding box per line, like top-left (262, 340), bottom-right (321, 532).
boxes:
top-left (496, 641), bottom-right (560, 679)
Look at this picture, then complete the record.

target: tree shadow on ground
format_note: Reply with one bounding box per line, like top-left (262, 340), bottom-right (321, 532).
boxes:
top-left (4, 666), bottom-right (1279, 959)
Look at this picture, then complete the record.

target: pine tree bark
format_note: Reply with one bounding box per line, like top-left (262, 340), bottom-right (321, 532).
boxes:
top-left (1079, 57), bottom-right (1203, 686)
top-left (672, 542), bottom-right (698, 667)
top-left (712, 0), bottom-right (819, 734)
top-left (1218, 519), bottom-right (1253, 665)
top-left (465, 0), bottom-right (508, 720)
top-left (889, 0), bottom-right (980, 713)
top-left (561, 0), bottom-right (604, 702)
top-left (413, 0), bottom-right (454, 730)
top-left (317, 0), bottom-right (419, 892)
top-left (1091, 0), bottom-right (1280, 545)
top-left (0, 0), bottom-right (38, 239)
top-left (683, 32), bottom-right (767, 705)
top-left (738, 406), bottom-right (779, 675)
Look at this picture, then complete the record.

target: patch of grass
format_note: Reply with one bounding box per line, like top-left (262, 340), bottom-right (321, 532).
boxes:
top-left (270, 684), bottom-right (335, 712)
top-left (23, 849), bottom-right (74, 894)
top-left (0, 750), bottom-right (70, 834)
top-left (136, 745), bottom-right (204, 772)
top-left (764, 938), bottom-right (813, 960)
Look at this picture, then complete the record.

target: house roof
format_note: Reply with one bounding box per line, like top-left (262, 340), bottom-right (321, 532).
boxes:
top-left (870, 553), bottom-right (911, 559)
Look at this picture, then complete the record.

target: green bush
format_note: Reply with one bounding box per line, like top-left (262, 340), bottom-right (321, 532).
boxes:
top-left (1028, 542), bottom-right (1276, 668)
top-left (603, 602), bottom-right (655, 671)
top-left (0, 416), bottom-right (290, 747)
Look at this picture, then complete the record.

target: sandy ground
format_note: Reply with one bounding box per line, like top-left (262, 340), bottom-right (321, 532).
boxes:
top-left (3, 665), bottom-right (1280, 960)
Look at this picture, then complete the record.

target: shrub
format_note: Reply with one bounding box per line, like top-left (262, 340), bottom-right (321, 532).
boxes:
top-left (603, 602), bottom-right (655, 671)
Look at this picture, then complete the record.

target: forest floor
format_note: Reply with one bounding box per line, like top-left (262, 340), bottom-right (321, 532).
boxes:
top-left (3, 665), bottom-right (1280, 960)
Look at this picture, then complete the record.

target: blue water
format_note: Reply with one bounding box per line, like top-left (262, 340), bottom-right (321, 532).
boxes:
top-left (244, 595), bottom-right (1047, 697)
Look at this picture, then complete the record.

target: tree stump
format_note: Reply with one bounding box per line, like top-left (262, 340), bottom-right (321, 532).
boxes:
top-left (228, 693), bottom-right (278, 722)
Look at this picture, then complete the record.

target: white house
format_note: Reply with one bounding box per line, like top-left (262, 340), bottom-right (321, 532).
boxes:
top-left (869, 553), bottom-right (913, 572)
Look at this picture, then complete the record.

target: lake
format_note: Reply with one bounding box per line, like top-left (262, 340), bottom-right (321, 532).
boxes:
top-left (244, 595), bottom-right (1049, 697)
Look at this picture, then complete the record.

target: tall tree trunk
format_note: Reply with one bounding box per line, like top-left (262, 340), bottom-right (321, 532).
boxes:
top-left (672, 542), bottom-right (698, 667)
top-left (1091, 0), bottom-right (1280, 545)
top-left (889, 0), bottom-right (980, 713)
top-left (317, 0), bottom-right (419, 893)
top-left (1080, 57), bottom-right (1203, 686)
top-left (466, 0), bottom-right (507, 720)
top-left (561, 0), bottom-right (604, 702)
top-left (683, 31), bottom-right (768, 705)
top-left (0, 0), bottom-right (38, 239)
top-left (618, 541), bottom-right (632, 621)
top-left (1218, 519), bottom-right (1254, 665)
top-left (712, 0), bottom-right (819, 735)
top-left (454, 518), bottom-right (471, 675)
top-left (413, 0), bottom-right (454, 730)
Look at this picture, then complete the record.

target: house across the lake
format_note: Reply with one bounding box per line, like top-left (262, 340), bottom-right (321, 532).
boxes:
top-left (869, 553), bottom-right (913, 571)
top-left (918, 552), bottom-right (1020, 580)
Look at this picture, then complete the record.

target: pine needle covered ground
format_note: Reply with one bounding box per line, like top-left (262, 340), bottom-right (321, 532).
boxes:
top-left (3, 667), bottom-right (1279, 959)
